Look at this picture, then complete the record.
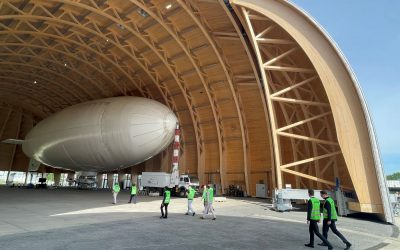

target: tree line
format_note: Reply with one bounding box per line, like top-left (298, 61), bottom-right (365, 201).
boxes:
top-left (387, 172), bottom-right (400, 180)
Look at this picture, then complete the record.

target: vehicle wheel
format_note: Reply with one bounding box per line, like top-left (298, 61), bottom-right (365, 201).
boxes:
top-left (179, 190), bottom-right (186, 198)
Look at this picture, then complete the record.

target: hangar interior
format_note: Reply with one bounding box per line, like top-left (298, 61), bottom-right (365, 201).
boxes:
top-left (0, 0), bottom-right (392, 222)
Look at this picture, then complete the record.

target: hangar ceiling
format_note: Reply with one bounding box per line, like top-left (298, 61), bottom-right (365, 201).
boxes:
top-left (0, 0), bottom-right (392, 221)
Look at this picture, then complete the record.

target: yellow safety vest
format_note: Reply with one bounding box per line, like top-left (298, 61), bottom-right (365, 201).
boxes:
top-left (164, 190), bottom-right (171, 204)
top-left (310, 197), bottom-right (321, 220)
top-left (131, 186), bottom-right (137, 195)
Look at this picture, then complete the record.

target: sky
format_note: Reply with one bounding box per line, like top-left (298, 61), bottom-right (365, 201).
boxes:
top-left (289, 0), bottom-right (400, 175)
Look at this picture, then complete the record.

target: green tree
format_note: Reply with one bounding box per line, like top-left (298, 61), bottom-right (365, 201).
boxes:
top-left (46, 173), bottom-right (54, 182)
top-left (387, 172), bottom-right (400, 180)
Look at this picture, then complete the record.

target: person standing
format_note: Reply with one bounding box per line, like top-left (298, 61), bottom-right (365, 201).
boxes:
top-left (305, 189), bottom-right (333, 249)
top-left (128, 183), bottom-right (137, 204)
top-left (186, 185), bottom-right (196, 216)
top-left (202, 184), bottom-right (216, 220)
top-left (112, 182), bottom-right (120, 204)
top-left (160, 186), bottom-right (170, 219)
top-left (319, 190), bottom-right (351, 249)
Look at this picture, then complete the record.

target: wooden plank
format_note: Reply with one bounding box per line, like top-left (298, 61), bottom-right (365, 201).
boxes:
top-left (271, 97), bottom-right (330, 107)
top-left (264, 65), bottom-right (315, 73)
top-left (263, 47), bottom-right (298, 66)
top-left (248, 14), bottom-right (269, 21)
top-left (270, 75), bottom-right (318, 97)
top-left (280, 151), bottom-right (341, 169)
top-left (242, 7), bottom-right (283, 189)
top-left (348, 202), bottom-right (383, 213)
top-left (257, 38), bottom-right (295, 45)
top-left (255, 24), bottom-right (276, 39)
top-left (281, 168), bottom-right (353, 190)
top-left (277, 111), bottom-right (332, 132)
top-left (277, 131), bottom-right (339, 146)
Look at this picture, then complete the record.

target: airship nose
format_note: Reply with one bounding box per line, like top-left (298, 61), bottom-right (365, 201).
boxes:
top-left (164, 112), bottom-right (178, 132)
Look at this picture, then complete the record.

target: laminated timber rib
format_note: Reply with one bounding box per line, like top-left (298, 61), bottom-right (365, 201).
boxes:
top-left (0, 0), bottom-right (392, 222)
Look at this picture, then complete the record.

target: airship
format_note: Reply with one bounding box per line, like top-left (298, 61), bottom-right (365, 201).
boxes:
top-left (21, 96), bottom-right (178, 172)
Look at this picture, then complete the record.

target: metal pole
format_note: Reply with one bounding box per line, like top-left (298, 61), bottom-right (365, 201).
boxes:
top-left (170, 123), bottom-right (181, 187)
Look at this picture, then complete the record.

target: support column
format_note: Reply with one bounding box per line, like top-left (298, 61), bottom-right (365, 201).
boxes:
top-left (118, 172), bottom-right (126, 189)
top-left (96, 173), bottom-right (103, 188)
top-left (54, 173), bottom-right (61, 186)
top-left (130, 169), bottom-right (138, 185)
top-left (24, 170), bottom-right (29, 185)
top-left (107, 173), bottom-right (114, 189)
top-left (5, 171), bottom-right (10, 185)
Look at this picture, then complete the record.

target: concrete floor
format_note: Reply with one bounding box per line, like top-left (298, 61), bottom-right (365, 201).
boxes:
top-left (0, 187), bottom-right (399, 250)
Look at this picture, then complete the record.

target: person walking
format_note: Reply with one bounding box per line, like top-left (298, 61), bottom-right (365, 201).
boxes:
top-left (160, 186), bottom-right (170, 219)
top-left (128, 183), bottom-right (137, 204)
top-left (202, 184), bottom-right (216, 220)
top-left (186, 185), bottom-right (196, 216)
top-left (112, 182), bottom-right (120, 204)
top-left (202, 185), bottom-right (208, 213)
top-left (305, 189), bottom-right (333, 249)
top-left (319, 190), bottom-right (352, 249)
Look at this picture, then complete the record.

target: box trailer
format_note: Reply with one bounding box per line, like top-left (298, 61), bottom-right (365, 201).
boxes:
top-left (139, 172), bottom-right (199, 197)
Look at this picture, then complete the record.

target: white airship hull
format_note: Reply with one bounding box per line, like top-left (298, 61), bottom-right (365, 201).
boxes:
top-left (22, 97), bottom-right (177, 171)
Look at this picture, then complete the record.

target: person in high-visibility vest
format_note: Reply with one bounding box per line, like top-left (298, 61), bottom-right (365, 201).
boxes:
top-left (305, 189), bottom-right (332, 249)
top-left (160, 186), bottom-right (170, 219)
top-left (112, 183), bottom-right (120, 204)
top-left (201, 184), bottom-right (216, 220)
top-left (185, 185), bottom-right (196, 216)
top-left (319, 190), bottom-right (352, 249)
top-left (202, 185), bottom-right (208, 213)
top-left (128, 183), bottom-right (137, 204)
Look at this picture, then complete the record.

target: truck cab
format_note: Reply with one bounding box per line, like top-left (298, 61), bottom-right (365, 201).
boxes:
top-left (139, 172), bottom-right (199, 197)
top-left (177, 175), bottom-right (199, 197)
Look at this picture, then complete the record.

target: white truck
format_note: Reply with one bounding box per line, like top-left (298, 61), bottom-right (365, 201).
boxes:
top-left (76, 171), bottom-right (96, 189)
top-left (139, 172), bottom-right (199, 197)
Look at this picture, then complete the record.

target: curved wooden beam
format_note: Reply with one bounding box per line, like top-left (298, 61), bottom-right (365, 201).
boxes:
top-left (232, 0), bottom-right (391, 221)
top-left (0, 98), bottom-right (46, 119)
top-left (0, 88), bottom-right (55, 115)
top-left (0, 53), bottom-right (96, 105)
top-left (0, 75), bottom-right (70, 108)
top-left (219, 0), bottom-right (276, 189)
top-left (0, 42), bottom-right (123, 99)
top-left (25, 0), bottom-right (198, 152)
top-left (0, 16), bottom-right (139, 98)
top-left (178, 0), bottom-right (249, 193)
top-left (0, 60), bottom-right (93, 101)
top-left (4, 0), bottom-right (201, 168)
top-left (128, 0), bottom-right (220, 190)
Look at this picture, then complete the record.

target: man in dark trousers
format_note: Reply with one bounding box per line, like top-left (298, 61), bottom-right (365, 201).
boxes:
top-left (128, 183), bottom-right (137, 204)
top-left (319, 190), bottom-right (352, 249)
top-left (160, 186), bottom-right (170, 219)
top-left (305, 189), bottom-right (333, 250)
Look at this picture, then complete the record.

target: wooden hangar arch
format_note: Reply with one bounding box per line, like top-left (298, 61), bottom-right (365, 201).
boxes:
top-left (0, 0), bottom-right (392, 222)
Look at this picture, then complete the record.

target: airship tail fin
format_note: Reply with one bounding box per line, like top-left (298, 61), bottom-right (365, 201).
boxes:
top-left (1, 139), bottom-right (24, 144)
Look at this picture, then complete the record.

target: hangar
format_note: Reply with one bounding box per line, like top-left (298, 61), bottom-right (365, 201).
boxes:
top-left (0, 0), bottom-right (393, 224)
